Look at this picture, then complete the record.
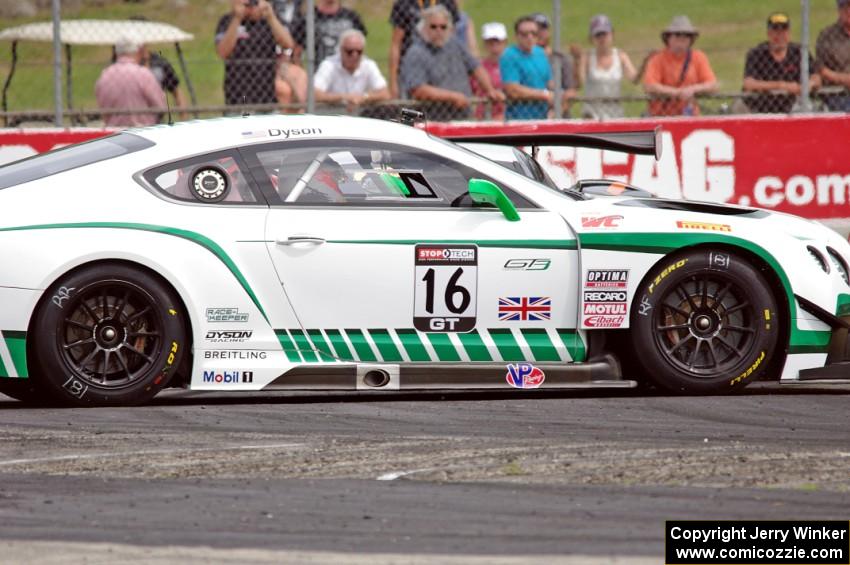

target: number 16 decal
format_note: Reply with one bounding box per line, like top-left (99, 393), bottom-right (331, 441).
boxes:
top-left (414, 245), bottom-right (477, 332)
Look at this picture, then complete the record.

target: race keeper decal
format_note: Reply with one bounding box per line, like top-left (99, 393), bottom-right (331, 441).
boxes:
top-left (414, 245), bottom-right (477, 333)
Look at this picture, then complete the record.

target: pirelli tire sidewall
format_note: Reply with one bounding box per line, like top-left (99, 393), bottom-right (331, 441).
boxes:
top-left (630, 250), bottom-right (779, 394)
top-left (32, 264), bottom-right (187, 407)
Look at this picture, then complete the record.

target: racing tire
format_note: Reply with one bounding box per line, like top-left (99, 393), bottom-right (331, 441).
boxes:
top-left (630, 249), bottom-right (779, 394)
top-left (31, 264), bottom-right (187, 407)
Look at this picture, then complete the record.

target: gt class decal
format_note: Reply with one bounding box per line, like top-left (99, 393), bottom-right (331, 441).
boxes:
top-left (506, 363), bottom-right (545, 389)
top-left (414, 245), bottom-right (477, 332)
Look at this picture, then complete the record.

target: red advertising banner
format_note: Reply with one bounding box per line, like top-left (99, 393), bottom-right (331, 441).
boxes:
top-left (429, 115), bottom-right (850, 220)
top-left (2, 115), bottom-right (849, 220)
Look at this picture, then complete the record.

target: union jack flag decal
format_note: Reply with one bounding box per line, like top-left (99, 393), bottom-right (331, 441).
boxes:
top-left (498, 296), bottom-right (551, 321)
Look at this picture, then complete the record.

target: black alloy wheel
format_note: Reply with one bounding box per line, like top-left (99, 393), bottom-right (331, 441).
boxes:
top-left (32, 264), bottom-right (187, 406)
top-left (630, 250), bottom-right (779, 394)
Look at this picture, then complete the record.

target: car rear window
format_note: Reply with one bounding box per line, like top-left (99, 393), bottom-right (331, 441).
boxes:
top-left (0, 132), bottom-right (154, 190)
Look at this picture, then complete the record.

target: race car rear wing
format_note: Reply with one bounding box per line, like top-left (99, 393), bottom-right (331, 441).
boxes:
top-left (443, 127), bottom-right (662, 160)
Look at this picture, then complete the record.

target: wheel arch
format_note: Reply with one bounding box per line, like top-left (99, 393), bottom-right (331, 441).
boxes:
top-left (26, 258), bottom-right (195, 387)
top-left (630, 242), bottom-right (790, 381)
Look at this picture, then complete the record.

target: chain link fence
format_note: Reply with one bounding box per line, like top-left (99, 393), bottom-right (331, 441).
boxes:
top-left (0, 0), bottom-right (848, 126)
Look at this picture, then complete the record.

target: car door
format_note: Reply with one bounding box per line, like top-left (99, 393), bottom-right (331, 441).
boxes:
top-left (242, 139), bottom-right (582, 365)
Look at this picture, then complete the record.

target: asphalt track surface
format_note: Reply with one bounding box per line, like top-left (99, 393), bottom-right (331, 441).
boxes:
top-left (1, 382), bottom-right (849, 564)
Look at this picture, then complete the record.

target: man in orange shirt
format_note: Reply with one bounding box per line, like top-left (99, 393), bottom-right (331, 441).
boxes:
top-left (642, 15), bottom-right (717, 116)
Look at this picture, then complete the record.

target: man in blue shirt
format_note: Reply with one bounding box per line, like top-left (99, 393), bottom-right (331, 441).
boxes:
top-left (500, 15), bottom-right (553, 120)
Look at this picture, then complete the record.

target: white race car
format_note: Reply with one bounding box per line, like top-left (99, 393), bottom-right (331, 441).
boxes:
top-left (0, 115), bottom-right (848, 406)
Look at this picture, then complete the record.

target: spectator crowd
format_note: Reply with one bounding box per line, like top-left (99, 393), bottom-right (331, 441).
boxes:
top-left (92, 0), bottom-right (850, 125)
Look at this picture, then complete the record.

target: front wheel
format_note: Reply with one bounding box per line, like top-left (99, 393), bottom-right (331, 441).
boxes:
top-left (31, 264), bottom-right (187, 407)
top-left (630, 249), bottom-right (779, 394)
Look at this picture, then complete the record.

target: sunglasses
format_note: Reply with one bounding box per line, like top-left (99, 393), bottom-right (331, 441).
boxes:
top-left (344, 48), bottom-right (363, 56)
top-left (768, 24), bottom-right (789, 30)
top-left (430, 24), bottom-right (448, 30)
top-left (669, 32), bottom-right (694, 38)
top-left (593, 31), bottom-right (610, 38)
top-left (518, 29), bottom-right (538, 37)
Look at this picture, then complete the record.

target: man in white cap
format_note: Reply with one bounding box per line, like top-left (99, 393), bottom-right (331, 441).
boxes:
top-left (471, 22), bottom-right (507, 119)
top-left (642, 15), bottom-right (717, 116)
top-left (95, 38), bottom-right (166, 127)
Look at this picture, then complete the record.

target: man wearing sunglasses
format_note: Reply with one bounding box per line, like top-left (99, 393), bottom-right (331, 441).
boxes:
top-left (400, 5), bottom-right (503, 121)
top-left (743, 12), bottom-right (820, 113)
top-left (314, 29), bottom-right (390, 113)
top-left (500, 16), bottom-right (554, 120)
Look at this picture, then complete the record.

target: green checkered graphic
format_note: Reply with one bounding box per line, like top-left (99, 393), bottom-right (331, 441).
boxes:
top-left (277, 328), bottom-right (585, 364)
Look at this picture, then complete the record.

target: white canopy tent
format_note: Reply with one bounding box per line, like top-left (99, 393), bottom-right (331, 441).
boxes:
top-left (1, 20), bottom-right (196, 124)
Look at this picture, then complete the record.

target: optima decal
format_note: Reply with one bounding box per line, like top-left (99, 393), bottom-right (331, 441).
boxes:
top-left (676, 220), bottom-right (732, 232)
top-left (585, 270), bottom-right (629, 289)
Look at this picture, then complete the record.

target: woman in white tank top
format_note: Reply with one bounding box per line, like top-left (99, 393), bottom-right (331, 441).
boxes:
top-left (578, 14), bottom-right (637, 120)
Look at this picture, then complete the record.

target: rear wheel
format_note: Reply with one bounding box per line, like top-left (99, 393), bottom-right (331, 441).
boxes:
top-left (630, 249), bottom-right (779, 394)
top-left (32, 264), bottom-right (187, 407)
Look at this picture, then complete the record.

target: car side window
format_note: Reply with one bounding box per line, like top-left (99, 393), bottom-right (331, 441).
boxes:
top-left (246, 140), bottom-right (536, 209)
top-left (145, 152), bottom-right (258, 204)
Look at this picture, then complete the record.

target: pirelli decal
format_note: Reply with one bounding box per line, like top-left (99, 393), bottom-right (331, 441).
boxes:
top-left (275, 328), bottom-right (586, 364)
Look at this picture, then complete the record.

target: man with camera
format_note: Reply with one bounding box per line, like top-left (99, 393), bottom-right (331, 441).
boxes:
top-left (215, 0), bottom-right (294, 107)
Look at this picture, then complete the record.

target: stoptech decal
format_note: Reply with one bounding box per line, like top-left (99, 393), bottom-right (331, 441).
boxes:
top-left (581, 215), bottom-right (623, 229)
top-left (585, 270), bottom-right (629, 289)
top-left (647, 259), bottom-right (688, 294)
top-left (676, 220), bottom-right (732, 232)
top-left (505, 363), bottom-right (545, 389)
top-left (205, 330), bottom-right (253, 343)
top-left (206, 308), bottom-right (249, 323)
top-left (583, 291), bottom-right (627, 303)
top-left (414, 245), bottom-right (477, 332)
top-left (583, 315), bottom-right (626, 328)
top-left (202, 370), bottom-right (254, 384)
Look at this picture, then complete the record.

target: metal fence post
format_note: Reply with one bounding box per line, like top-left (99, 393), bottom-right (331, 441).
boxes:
top-left (51, 0), bottom-right (63, 126)
top-left (800, 0), bottom-right (811, 112)
top-left (552, 0), bottom-right (562, 118)
top-left (306, 0), bottom-right (315, 114)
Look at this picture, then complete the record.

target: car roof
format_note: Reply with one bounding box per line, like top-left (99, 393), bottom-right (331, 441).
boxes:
top-left (129, 114), bottom-right (433, 155)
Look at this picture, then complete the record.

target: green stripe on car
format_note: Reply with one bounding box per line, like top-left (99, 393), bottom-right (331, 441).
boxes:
top-left (344, 329), bottom-right (378, 362)
top-left (0, 223), bottom-right (268, 323)
top-left (275, 330), bottom-right (303, 362)
top-left (457, 330), bottom-right (493, 362)
top-left (367, 329), bottom-right (404, 362)
top-left (288, 329), bottom-right (319, 363)
top-left (3, 331), bottom-right (27, 378)
top-left (324, 329), bottom-right (354, 361)
top-left (488, 329), bottom-right (524, 362)
top-left (426, 333), bottom-right (462, 362)
top-left (395, 329), bottom-right (431, 362)
top-left (305, 330), bottom-right (336, 362)
top-left (521, 329), bottom-right (561, 362)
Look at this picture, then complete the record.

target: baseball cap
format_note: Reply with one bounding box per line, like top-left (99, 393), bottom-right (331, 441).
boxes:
top-left (767, 12), bottom-right (790, 28)
top-left (482, 22), bottom-right (507, 41)
top-left (589, 14), bottom-right (612, 36)
top-left (530, 12), bottom-right (550, 29)
top-left (838, 0), bottom-right (850, 7)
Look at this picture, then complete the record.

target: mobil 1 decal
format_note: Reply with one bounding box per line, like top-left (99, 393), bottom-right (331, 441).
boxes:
top-left (414, 244), bottom-right (477, 332)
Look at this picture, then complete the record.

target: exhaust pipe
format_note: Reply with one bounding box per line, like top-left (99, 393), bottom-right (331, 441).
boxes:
top-left (362, 369), bottom-right (390, 388)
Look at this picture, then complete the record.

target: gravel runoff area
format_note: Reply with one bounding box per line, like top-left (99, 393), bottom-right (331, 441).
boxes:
top-left (0, 383), bottom-right (848, 563)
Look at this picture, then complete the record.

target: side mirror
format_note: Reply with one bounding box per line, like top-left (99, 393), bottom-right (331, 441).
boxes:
top-left (468, 178), bottom-right (520, 222)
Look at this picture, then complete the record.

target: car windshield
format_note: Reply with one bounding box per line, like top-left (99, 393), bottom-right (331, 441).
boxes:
top-left (0, 132), bottom-right (154, 190)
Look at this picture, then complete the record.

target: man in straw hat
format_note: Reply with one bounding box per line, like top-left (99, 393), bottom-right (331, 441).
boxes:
top-left (642, 15), bottom-right (717, 116)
